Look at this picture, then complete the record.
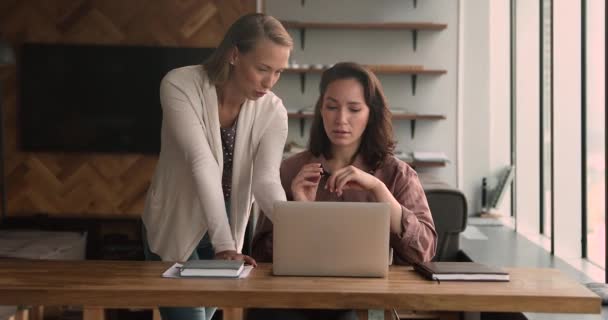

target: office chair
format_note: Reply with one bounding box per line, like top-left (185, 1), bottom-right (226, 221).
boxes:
top-left (418, 174), bottom-right (468, 262)
top-left (425, 188), bottom-right (468, 261)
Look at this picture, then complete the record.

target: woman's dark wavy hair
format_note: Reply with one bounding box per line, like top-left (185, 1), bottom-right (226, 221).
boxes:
top-left (309, 62), bottom-right (396, 170)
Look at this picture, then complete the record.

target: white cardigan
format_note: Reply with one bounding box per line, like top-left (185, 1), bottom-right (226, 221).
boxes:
top-left (142, 65), bottom-right (287, 261)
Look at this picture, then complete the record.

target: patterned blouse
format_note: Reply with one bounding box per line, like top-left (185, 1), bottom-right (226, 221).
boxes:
top-left (220, 123), bottom-right (237, 203)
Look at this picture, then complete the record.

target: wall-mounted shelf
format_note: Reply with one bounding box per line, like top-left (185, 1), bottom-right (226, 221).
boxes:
top-left (287, 112), bottom-right (445, 120)
top-left (408, 161), bottom-right (447, 168)
top-left (284, 65), bottom-right (446, 95)
top-left (393, 112), bottom-right (446, 138)
top-left (281, 20), bottom-right (447, 51)
top-left (283, 151), bottom-right (447, 168)
top-left (267, 1), bottom-right (450, 172)
top-left (296, 0), bottom-right (420, 9)
top-left (288, 111), bottom-right (445, 138)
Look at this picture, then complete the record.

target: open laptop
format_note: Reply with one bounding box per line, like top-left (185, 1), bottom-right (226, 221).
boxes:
top-left (272, 201), bottom-right (390, 278)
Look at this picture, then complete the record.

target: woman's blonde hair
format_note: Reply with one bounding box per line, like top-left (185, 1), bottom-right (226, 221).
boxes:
top-left (203, 13), bottom-right (293, 85)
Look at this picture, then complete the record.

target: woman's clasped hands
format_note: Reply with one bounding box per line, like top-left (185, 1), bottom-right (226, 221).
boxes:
top-left (291, 163), bottom-right (382, 201)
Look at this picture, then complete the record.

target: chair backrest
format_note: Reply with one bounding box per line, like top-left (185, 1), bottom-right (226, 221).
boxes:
top-left (419, 175), bottom-right (468, 261)
top-left (425, 189), bottom-right (467, 261)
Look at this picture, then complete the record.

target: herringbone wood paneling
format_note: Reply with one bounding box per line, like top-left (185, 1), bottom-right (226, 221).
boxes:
top-left (0, 0), bottom-right (255, 218)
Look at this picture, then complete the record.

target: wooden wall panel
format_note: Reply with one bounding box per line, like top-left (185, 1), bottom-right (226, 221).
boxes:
top-left (0, 0), bottom-right (255, 218)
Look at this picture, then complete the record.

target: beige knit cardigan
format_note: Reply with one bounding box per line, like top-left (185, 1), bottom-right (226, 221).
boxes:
top-left (142, 65), bottom-right (287, 261)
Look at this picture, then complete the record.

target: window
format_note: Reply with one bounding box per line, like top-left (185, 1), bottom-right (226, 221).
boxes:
top-left (540, 0), bottom-right (553, 239)
top-left (584, 0), bottom-right (605, 268)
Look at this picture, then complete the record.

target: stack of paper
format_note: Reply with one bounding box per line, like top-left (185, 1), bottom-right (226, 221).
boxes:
top-left (394, 150), bottom-right (414, 163)
top-left (179, 260), bottom-right (245, 278)
top-left (390, 108), bottom-right (411, 114)
top-left (162, 263), bottom-right (253, 279)
top-left (297, 106), bottom-right (315, 113)
top-left (412, 151), bottom-right (449, 163)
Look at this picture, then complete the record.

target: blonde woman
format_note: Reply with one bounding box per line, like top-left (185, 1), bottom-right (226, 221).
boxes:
top-left (141, 13), bottom-right (293, 320)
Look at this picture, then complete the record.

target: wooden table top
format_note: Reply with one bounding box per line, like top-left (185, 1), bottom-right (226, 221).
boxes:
top-left (0, 260), bottom-right (600, 314)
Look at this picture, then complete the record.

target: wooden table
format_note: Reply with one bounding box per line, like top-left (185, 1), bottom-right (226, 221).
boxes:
top-left (0, 260), bottom-right (600, 319)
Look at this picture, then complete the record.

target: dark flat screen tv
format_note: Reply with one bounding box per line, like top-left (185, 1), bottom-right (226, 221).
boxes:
top-left (19, 42), bottom-right (215, 154)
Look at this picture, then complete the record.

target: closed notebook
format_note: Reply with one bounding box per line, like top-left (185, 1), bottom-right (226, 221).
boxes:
top-left (414, 262), bottom-right (509, 281)
top-left (179, 260), bottom-right (244, 277)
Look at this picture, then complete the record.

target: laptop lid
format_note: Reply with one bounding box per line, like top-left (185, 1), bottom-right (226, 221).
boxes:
top-left (272, 201), bottom-right (390, 278)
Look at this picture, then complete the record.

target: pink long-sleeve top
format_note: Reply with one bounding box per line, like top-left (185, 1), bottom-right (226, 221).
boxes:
top-left (252, 151), bottom-right (437, 265)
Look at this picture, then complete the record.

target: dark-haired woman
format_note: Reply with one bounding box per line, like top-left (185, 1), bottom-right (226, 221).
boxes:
top-left (253, 61), bottom-right (436, 264)
top-left (248, 62), bottom-right (437, 320)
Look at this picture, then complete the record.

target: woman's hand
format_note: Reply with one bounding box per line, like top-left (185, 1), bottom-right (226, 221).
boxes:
top-left (326, 165), bottom-right (383, 197)
top-left (215, 250), bottom-right (257, 267)
top-left (326, 165), bottom-right (405, 235)
top-left (291, 163), bottom-right (324, 201)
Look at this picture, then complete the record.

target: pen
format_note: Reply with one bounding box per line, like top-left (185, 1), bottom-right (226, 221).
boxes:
top-left (320, 167), bottom-right (331, 178)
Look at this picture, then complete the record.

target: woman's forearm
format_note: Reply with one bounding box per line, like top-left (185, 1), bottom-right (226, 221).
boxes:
top-left (372, 183), bottom-right (404, 234)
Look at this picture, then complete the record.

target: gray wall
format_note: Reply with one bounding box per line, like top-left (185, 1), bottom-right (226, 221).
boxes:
top-left (264, 0), bottom-right (501, 216)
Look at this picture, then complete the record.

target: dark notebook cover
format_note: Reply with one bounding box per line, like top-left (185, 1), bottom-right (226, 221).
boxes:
top-left (414, 262), bottom-right (510, 281)
top-left (179, 260), bottom-right (244, 277)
